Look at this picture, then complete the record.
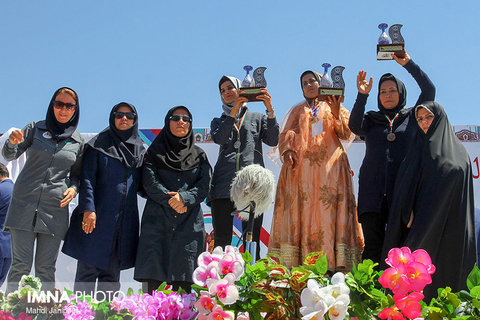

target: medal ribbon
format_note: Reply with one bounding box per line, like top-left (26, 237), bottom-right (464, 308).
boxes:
top-left (233, 110), bottom-right (247, 134)
top-left (306, 99), bottom-right (320, 119)
top-left (385, 113), bottom-right (399, 132)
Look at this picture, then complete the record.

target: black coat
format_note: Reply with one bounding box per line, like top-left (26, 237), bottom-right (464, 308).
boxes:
top-left (208, 108), bottom-right (279, 203)
top-left (382, 102), bottom-right (476, 300)
top-left (62, 148), bottom-right (142, 270)
top-left (134, 160), bottom-right (211, 283)
top-left (349, 60), bottom-right (435, 215)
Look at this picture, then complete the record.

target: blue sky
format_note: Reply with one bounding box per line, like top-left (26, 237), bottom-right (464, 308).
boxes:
top-left (1, 1), bottom-right (478, 133)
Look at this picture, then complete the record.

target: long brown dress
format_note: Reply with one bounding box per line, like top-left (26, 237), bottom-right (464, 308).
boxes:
top-left (268, 101), bottom-right (364, 271)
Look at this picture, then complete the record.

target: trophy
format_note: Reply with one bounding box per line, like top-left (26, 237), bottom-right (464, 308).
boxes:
top-left (377, 23), bottom-right (405, 60)
top-left (239, 65), bottom-right (267, 102)
top-left (318, 63), bottom-right (345, 102)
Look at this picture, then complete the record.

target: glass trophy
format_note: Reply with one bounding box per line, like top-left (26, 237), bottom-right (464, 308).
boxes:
top-left (377, 23), bottom-right (405, 60)
top-left (318, 64), bottom-right (345, 102)
top-left (239, 65), bottom-right (267, 102)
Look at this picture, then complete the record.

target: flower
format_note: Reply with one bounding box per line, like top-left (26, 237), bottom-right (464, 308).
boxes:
top-left (404, 262), bottom-right (432, 292)
top-left (193, 262), bottom-right (220, 287)
top-left (207, 274), bottom-right (239, 305)
top-left (385, 247), bottom-right (414, 268)
top-left (216, 253), bottom-right (244, 281)
top-left (327, 295), bottom-right (349, 320)
top-left (194, 291), bottom-right (217, 315)
top-left (379, 265), bottom-right (412, 296)
top-left (394, 292), bottom-right (424, 319)
top-left (411, 249), bottom-right (436, 275)
top-left (378, 306), bottom-right (406, 320)
top-left (63, 299), bottom-right (95, 320)
top-left (300, 279), bottom-right (335, 320)
top-left (207, 305), bottom-right (235, 320)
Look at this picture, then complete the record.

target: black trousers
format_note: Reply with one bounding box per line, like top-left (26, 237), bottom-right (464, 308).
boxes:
top-left (210, 198), bottom-right (263, 261)
top-left (358, 197), bottom-right (389, 265)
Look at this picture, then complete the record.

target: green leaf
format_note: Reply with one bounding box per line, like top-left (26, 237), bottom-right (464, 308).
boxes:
top-left (471, 286), bottom-right (480, 299)
top-left (314, 253), bottom-right (328, 275)
top-left (126, 287), bottom-right (134, 296)
top-left (242, 251), bottom-right (253, 265)
top-left (467, 264), bottom-right (480, 290)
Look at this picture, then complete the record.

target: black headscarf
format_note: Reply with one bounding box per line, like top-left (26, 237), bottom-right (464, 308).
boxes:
top-left (219, 75), bottom-right (246, 116)
top-left (45, 87), bottom-right (80, 140)
top-left (366, 73), bottom-right (409, 125)
top-left (87, 102), bottom-right (146, 168)
top-left (382, 101), bottom-right (476, 299)
top-left (300, 70), bottom-right (322, 104)
top-left (144, 106), bottom-right (207, 171)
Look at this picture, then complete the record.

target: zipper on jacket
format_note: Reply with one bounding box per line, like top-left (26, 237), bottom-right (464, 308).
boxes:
top-left (33, 140), bottom-right (58, 233)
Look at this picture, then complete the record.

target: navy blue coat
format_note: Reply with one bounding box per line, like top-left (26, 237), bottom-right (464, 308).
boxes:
top-left (349, 60), bottom-right (435, 215)
top-left (0, 179), bottom-right (13, 258)
top-left (62, 148), bottom-right (142, 270)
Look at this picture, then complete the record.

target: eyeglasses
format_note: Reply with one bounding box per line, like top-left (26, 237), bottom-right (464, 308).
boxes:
top-left (169, 115), bottom-right (192, 123)
top-left (53, 101), bottom-right (77, 111)
top-left (113, 111), bottom-right (136, 120)
top-left (417, 115), bottom-right (434, 123)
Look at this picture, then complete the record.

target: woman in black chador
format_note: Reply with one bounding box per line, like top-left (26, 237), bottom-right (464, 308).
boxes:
top-left (382, 101), bottom-right (477, 301)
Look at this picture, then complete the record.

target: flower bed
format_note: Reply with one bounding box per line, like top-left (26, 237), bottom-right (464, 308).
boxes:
top-left (1, 247), bottom-right (479, 319)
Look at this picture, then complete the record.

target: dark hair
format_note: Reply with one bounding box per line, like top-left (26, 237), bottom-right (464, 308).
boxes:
top-left (0, 163), bottom-right (9, 178)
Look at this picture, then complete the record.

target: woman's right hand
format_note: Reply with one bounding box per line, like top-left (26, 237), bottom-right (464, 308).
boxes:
top-left (357, 71), bottom-right (373, 95)
top-left (82, 211), bottom-right (96, 234)
top-left (283, 150), bottom-right (297, 168)
top-left (229, 95), bottom-right (248, 118)
top-left (8, 129), bottom-right (24, 145)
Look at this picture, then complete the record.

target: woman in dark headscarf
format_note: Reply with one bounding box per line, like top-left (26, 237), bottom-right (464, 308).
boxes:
top-left (348, 51), bottom-right (436, 264)
top-left (134, 106), bottom-right (211, 293)
top-left (2, 87), bottom-right (84, 292)
top-left (269, 70), bottom-right (363, 270)
top-left (382, 101), bottom-right (476, 300)
top-left (62, 102), bottom-right (145, 295)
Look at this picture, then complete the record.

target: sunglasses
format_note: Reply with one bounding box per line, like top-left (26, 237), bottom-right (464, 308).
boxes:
top-left (53, 101), bottom-right (77, 111)
top-left (113, 111), bottom-right (136, 120)
top-left (169, 115), bottom-right (192, 123)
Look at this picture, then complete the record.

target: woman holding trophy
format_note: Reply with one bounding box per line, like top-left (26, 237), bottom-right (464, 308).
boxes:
top-left (269, 70), bottom-right (363, 271)
top-left (208, 75), bottom-right (279, 259)
top-left (348, 50), bottom-right (436, 265)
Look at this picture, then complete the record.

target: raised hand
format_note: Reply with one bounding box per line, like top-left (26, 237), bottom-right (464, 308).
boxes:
top-left (357, 71), bottom-right (373, 95)
top-left (8, 129), bottom-right (24, 145)
top-left (392, 49), bottom-right (411, 66)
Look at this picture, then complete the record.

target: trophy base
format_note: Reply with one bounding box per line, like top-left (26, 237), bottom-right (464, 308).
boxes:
top-left (377, 44), bottom-right (405, 60)
top-left (239, 87), bottom-right (264, 102)
top-left (318, 88), bottom-right (345, 102)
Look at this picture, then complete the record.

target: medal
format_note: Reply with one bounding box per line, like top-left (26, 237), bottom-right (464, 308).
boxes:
top-left (387, 132), bottom-right (396, 141)
top-left (234, 141), bottom-right (241, 149)
top-left (385, 113), bottom-right (399, 142)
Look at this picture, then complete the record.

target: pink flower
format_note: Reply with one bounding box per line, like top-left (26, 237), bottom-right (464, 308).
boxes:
top-left (385, 247), bottom-right (414, 268)
top-left (411, 249), bottom-right (436, 275)
top-left (405, 262), bottom-right (432, 292)
top-left (379, 265), bottom-right (412, 296)
top-left (193, 261), bottom-right (220, 287)
top-left (378, 306), bottom-right (406, 320)
top-left (394, 292), bottom-right (424, 319)
top-left (236, 312), bottom-right (250, 320)
top-left (194, 291), bottom-right (217, 315)
top-left (197, 248), bottom-right (223, 267)
top-left (207, 274), bottom-right (239, 305)
top-left (216, 253), bottom-right (244, 280)
top-left (207, 306), bottom-right (235, 320)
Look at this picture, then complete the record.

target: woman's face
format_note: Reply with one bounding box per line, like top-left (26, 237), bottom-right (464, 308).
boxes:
top-left (53, 92), bottom-right (77, 123)
top-left (416, 108), bottom-right (434, 134)
top-left (169, 108), bottom-right (191, 138)
top-left (114, 105), bottom-right (135, 131)
top-left (301, 73), bottom-right (320, 99)
top-left (220, 80), bottom-right (239, 104)
top-left (379, 80), bottom-right (399, 110)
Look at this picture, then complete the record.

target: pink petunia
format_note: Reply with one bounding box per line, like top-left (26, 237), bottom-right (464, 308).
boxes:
top-left (207, 306), bottom-right (235, 320)
top-left (405, 262), bottom-right (432, 292)
top-left (411, 249), bottom-right (436, 275)
top-left (394, 292), bottom-right (424, 319)
top-left (385, 247), bottom-right (414, 268)
top-left (379, 265), bottom-right (412, 296)
top-left (378, 306), bottom-right (406, 320)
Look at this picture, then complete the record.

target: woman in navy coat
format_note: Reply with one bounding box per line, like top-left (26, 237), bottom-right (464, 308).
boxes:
top-left (62, 102), bottom-right (145, 295)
